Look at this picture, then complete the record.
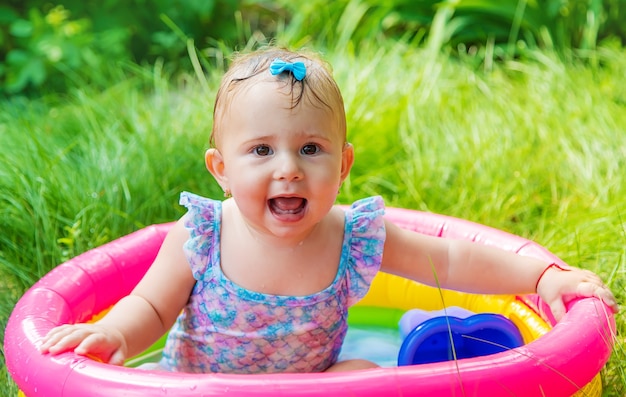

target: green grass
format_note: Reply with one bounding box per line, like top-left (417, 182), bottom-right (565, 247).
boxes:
top-left (1, 42), bottom-right (625, 395)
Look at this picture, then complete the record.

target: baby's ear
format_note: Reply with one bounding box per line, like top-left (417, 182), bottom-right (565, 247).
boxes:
top-left (340, 143), bottom-right (355, 181)
top-left (205, 149), bottom-right (229, 191)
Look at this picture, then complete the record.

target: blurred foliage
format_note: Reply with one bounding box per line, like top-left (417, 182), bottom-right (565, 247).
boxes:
top-left (274, 0), bottom-right (626, 57)
top-left (1, 0), bottom-right (625, 96)
top-left (0, 0), bottom-right (241, 95)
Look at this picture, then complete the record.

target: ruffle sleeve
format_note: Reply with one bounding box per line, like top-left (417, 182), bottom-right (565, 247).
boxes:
top-left (344, 196), bottom-right (386, 306)
top-left (179, 191), bottom-right (221, 280)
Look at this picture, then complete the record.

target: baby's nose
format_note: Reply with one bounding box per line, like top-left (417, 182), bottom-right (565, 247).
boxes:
top-left (274, 153), bottom-right (304, 181)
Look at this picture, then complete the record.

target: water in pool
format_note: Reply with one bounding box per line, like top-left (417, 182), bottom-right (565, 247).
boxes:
top-left (339, 325), bottom-right (402, 367)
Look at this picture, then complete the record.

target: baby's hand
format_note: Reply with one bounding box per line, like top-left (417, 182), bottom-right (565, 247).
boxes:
top-left (536, 265), bottom-right (619, 321)
top-left (39, 323), bottom-right (128, 365)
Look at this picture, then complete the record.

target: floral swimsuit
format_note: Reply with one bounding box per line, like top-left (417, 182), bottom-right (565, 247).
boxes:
top-left (159, 192), bottom-right (386, 374)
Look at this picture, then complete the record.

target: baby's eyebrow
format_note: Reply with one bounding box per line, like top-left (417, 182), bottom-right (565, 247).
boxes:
top-left (243, 130), bottom-right (335, 142)
top-left (298, 131), bottom-right (333, 140)
top-left (244, 134), bottom-right (274, 142)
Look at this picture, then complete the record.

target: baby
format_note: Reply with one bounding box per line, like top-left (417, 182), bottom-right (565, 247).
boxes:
top-left (40, 47), bottom-right (618, 374)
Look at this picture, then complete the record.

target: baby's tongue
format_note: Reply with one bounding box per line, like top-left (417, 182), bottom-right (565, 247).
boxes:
top-left (271, 197), bottom-right (305, 213)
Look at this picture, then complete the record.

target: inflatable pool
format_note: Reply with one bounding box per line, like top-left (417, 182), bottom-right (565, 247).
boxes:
top-left (5, 206), bottom-right (616, 396)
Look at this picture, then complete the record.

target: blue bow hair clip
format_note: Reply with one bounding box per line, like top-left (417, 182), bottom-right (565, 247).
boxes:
top-left (269, 58), bottom-right (307, 81)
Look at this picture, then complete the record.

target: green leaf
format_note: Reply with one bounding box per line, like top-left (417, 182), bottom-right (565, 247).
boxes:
top-left (24, 57), bottom-right (47, 86)
top-left (6, 49), bottom-right (30, 65)
top-left (5, 56), bottom-right (47, 93)
top-left (9, 19), bottom-right (33, 38)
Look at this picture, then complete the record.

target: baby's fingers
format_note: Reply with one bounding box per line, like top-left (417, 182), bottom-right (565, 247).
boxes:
top-left (577, 281), bottom-right (620, 313)
top-left (547, 281), bottom-right (619, 322)
top-left (39, 324), bottom-right (82, 353)
top-left (40, 324), bottom-right (105, 355)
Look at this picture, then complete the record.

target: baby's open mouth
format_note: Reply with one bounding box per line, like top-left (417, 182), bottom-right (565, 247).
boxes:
top-left (269, 197), bottom-right (307, 216)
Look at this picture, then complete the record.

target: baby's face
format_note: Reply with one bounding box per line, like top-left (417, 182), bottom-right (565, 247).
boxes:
top-left (214, 80), bottom-right (352, 241)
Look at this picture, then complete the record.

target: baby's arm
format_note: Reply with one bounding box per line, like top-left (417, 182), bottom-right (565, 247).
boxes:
top-left (381, 220), bottom-right (618, 320)
top-left (39, 218), bottom-right (196, 364)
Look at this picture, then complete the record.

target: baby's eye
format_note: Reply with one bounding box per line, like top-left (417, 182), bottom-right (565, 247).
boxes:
top-left (301, 144), bottom-right (320, 155)
top-left (253, 145), bottom-right (273, 156)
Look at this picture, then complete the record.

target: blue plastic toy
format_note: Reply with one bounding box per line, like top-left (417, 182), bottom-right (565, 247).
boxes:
top-left (397, 307), bottom-right (524, 366)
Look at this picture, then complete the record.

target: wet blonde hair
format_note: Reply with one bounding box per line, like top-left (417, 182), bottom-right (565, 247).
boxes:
top-left (210, 47), bottom-right (346, 147)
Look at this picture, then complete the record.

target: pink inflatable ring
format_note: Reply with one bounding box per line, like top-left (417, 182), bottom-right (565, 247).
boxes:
top-left (5, 206), bottom-right (616, 396)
